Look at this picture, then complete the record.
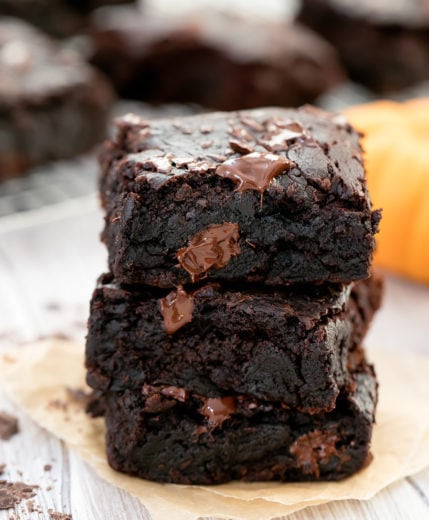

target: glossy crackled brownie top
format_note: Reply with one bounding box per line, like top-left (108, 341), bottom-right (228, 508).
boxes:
top-left (105, 105), bottom-right (371, 210)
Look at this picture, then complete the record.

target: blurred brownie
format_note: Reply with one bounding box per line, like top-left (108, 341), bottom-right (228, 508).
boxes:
top-left (0, 18), bottom-right (114, 179)
top-left (0, 0), bottom-right (135, 37)
top-left (95, 360), bottom-right (377, 484)
top-left (88, 7), bottom-right (344, 109)
top-left (86, 273), bottom-right (383, 413)
top-left (100, 107), bottom-right (380, 287)
top-left (298, 0), bottom-right (429, 92)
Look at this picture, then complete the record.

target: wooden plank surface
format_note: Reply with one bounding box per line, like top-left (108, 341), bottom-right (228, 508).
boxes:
top-left (0, 196), bottom-right (429, 520)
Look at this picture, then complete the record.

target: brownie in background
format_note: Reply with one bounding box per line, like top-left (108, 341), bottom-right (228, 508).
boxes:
top-left (298, 0), bottom-right (429, 93)
top-left (0, 18), bottom-right (114, 179)
top-left (88, 6), bottom-right (344, 109)
top-left (0, 0), bottom-right (135, 37)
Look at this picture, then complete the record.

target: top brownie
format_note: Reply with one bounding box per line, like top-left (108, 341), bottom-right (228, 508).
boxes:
top-left (100, 106), bottom-right (381, 288)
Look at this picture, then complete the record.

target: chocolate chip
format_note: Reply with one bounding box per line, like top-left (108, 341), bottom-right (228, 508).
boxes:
top-left (159, 287), bottom-right (194, 334)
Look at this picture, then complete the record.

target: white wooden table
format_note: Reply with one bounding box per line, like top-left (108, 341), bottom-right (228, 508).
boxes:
top-left (1, 194), bottom-right (429, 520)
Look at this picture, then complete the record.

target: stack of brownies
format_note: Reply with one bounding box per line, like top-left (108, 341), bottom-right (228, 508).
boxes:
top-left (86, 105), bottom-right (382, 485)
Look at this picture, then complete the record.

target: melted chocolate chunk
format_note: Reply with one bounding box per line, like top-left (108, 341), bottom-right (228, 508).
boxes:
top-left (216, 152), bottom-right (292, 193)
top-left (176, 222), bottom-right (240, 282)
top-left (142, 383), bottom-right (188, 413)
top-left (159, 286), bottom-right (194, 334)
top-left (160, 386), bottom-right (188, 402)
top-left (200, 397), bottom-right (236, 428)
top-left (290, 429), bottom-right (350, 477)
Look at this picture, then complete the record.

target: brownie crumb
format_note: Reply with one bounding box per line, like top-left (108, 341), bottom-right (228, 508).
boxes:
top-left (0, 412), bottom-right (19, 440)
top-left (48, 509), bottom-right (72, 520)
top-left (0, 481), bottom-right (38, 509)
top-left (43, 464), bottom-right (52, 472)
top-left (27, 499), bottom-right (42, 513)
top-left (47, 400), bottom-right (68, 412)
top-left (65, 388), bottom-right (91, 407)
top-left (0, 465), bottom-right (5, 475)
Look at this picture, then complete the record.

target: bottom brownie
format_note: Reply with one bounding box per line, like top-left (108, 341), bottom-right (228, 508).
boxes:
top-left (93, 359), bottom-right (377, 485)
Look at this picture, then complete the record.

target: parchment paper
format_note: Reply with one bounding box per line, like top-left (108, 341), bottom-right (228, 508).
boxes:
top-left (1, 339), bottom-right (429, 520)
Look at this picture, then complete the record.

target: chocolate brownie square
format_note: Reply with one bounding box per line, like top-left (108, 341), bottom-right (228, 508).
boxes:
top-left (85, 274), bottom-right (382, 414)
top-left (89, 7), bottom-right (344, 109)
top-left (0, 18), bottom-right (114, 179)
top-left (100, 106), bottom-right (380, 287)
top-left (298, 0), bottom-right (429, 93)
top-left (92, 360), bottom-right (377, 484)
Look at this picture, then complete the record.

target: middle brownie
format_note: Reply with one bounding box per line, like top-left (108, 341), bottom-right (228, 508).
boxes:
top-left (86, 274), bottom-right (382, 414)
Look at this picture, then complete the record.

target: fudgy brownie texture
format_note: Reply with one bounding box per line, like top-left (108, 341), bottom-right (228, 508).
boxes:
top-left (0, 18), bottom-right (114, 179)
top-left (0, 0), bottom-right (134, 37)
top-left (89, 7), bottom-right (344, 109)
top-left (85, 273), bottom-right (383, 414)
top-left (93, 360), bottom-right (377, 484)
top-left (298, 0), bottom-right (429, 93)
top-left (100, 107), bottom-right (381, 287)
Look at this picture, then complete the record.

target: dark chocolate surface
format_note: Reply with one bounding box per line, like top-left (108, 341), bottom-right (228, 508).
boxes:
top-left (100, 106), bottom-right (380, 287)
top-left (86, 273), bottom-right (383, 413)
